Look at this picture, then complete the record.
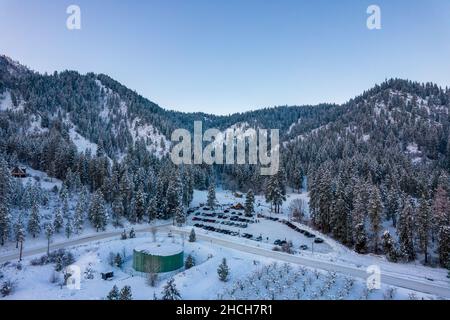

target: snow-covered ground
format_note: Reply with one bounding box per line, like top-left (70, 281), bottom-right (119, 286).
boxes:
top-left (1, 188), bottom-right (449, 300)
top-left (69, 127), bottom-right (99, 155)
top-left (0, 230), bottom-right (440, 300)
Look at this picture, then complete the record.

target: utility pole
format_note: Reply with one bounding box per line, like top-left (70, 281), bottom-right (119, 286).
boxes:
top-left (19, 240), bottom-right (24, 262)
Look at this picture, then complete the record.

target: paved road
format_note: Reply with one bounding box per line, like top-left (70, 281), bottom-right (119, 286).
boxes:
top-left (172, 228), bottom-right (450, 299)
top-left (0, 223), bottom-right (172, 264)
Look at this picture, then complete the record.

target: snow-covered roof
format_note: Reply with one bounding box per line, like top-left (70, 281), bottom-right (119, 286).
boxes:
top-left (134, 243), bottom-right (182, 256)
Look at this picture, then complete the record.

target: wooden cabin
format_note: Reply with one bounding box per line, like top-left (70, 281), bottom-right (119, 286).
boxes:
top-left (11, 167), bottom-right (27, 178)
top-left (231, 203), bottom-right (245, 210)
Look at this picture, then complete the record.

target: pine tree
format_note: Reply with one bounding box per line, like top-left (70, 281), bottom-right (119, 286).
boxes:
top-left (155, 176), bottom-right (168, 220)
top-left (89, 190), bottom-right (108, 232)
top-left (244, 189), bottom-right (255, 216)
top-left (147, 196), bottom-right (157, 222)
top-left (166, 171), bottom-right (183, 220)
top-left (438, 226), bottom-right (450, 267)
top-left (416, 195), bottom-right (431, 263)
top-left (17, 223), bottom-right (25, 261)
top-left (382, 230), bottom-right (398, 262)
top-left (119, 285), bottom-right (132, 300)
top-left (397, 197), bottom-right (415, 261)
top-left (53, 206), bottom-right (63, 233)
top-left (13, 214), bottom-right (25, 249)
top-left (331, 177), bottom-right (350, 243)
top-left (111, 194), bottom-right (124, 227)
top-left (161, 278), bottom-right (181, 300)
top-left (65, 216), bottom-right (73, 239)
top-left (432, 184), bottom-right (449, 243)
top-left (60, 186), bottom-right (70, 220)
top-left (134, 186), bottom-right (146, 223)
top-left (217, 258), bottom-right (230, 282)
top-left (310, 167), bottom-right (332, 231)
top-left (106, 285), bottom-right (120, 300)
top-left (271, 185), bottom-right (285, 214)
top-left (28, 200), bottom-right (41, 238)
top-left (114, 253), bottom-right (123, 268)
top-left (207, 183), bottom-right (217, 209)
top-left (73, 197), bottom-right (85, 234)
top-left (185, 254), bottom-right (195, 269)
top-left (0, 159), bottom-right (11, 246)
top-left (265, 175), bottom-right (275, 211)
top-left (0, 205), bottom-right (11, 246)
top-left (368, 186), bottom-right (383, 253)
top-left (44, 222), bottom-right (54, 255)
top-left (175, 204), bottom-right (185, 227)
top-left (352, 182), bottom-right (367, 254)
top-left (188, 228), bottom-right (196, 242)
top-left (354, 223), bottom-right (367, 254)
top-left (386, 184), bottom-right (400, 227)
top-left (119, 171), bottom-right (132, 219)
top-left (182, 169), bottom-right (194, 207)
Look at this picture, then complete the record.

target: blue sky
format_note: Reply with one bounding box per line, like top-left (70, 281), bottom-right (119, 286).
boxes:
top-left (1, 0), bottom-right (450, 114)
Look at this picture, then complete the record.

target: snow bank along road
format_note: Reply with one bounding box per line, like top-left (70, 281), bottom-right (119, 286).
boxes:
top-left (172, 227), bottom-right (450, 299)
top-left (0, 223), bottom-right (173, 264)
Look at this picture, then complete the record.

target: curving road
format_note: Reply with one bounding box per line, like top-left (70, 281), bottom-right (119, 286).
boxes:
top-left (171, 227), bottom-right (450, 299)
top-left (0, 223), bottom-right (172, 264)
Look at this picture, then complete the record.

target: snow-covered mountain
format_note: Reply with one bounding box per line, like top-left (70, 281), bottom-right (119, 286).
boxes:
top-left (2, 55), bottom-right (450, 270)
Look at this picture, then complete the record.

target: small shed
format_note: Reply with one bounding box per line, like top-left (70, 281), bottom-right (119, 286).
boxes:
top-left (11, 167), bottom-right (27, 178)
top-left (231, 203), bottom-right (245, 210)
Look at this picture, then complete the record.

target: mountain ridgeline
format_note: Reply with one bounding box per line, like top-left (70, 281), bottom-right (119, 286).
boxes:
top-left (1, 55), bottom-right (449, 266)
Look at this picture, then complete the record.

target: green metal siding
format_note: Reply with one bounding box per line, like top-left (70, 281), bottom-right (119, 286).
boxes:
top-left (133, 250), bottom-right (184, 273)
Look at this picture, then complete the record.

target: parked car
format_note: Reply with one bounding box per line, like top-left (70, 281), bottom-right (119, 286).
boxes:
top-left (299, 245), bottom-right (308, 250)
top-left (314, 238), bottom-right (324, 244)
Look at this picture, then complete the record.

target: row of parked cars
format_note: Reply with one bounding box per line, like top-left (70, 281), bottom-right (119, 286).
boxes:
top-left (229, 216), bottom-right (253, 223)
top-left (282, 220), bottom-right (324, 244)
top-left (220, 221), bottom-right (248, 228)
top-left (241, 233), bottom-right (263, 241)
top-left (193, 223), bottom-right (240, 236)
top-left (192, 217), bottom-right (216, 223)
top-left (192, 215), bottom-right (249, 229)
top-left (258, 214), bottom-right (280, 222)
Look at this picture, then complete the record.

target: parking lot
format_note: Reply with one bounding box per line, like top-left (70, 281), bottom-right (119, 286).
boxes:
top-left (187, 205), bottom-right (332, 254)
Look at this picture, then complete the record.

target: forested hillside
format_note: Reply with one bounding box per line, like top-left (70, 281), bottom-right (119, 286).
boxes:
top-left (1, 55), bottom-right (449, 267)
